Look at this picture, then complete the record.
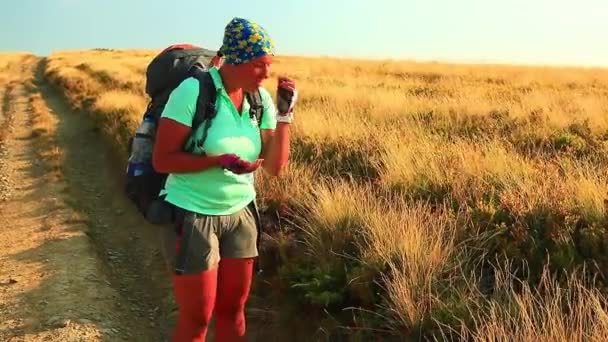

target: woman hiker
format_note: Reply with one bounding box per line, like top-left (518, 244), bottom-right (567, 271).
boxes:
top-left (152, 17), bottom-right (298, 342)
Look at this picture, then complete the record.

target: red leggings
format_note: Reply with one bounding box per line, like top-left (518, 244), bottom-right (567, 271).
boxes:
top-left (171, 258), bottom-right (254, 342)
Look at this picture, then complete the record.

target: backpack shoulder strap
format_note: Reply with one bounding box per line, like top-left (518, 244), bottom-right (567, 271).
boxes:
top-left (191, 67), bottom-right (217, 131)
top-left (246, 89), bottom-right (264, 124)
top-left (185, 66), bottom-right (217, 152)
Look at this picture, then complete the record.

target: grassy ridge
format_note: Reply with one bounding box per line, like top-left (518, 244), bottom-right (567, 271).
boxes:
top-left (44, 49), bottom-right (608, 340)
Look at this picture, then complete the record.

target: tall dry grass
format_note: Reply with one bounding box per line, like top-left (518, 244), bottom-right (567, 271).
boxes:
top-left (456, 264), bottom-right (608, 342)
top-left (44, 48), bottom-right (608, 341)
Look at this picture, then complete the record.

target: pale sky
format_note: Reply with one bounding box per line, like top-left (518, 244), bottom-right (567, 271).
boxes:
top-left (1, 0), bottom-right (607, 66)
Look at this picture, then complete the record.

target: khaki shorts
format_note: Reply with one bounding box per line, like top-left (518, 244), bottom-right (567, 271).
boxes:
top-left (159, 202), bottom-right (260, 275)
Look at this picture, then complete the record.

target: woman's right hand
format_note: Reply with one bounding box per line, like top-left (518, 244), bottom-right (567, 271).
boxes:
top-left (217, 154), bottom-right (264, 174)
top-left (217, 154), bottom-right (241, 168)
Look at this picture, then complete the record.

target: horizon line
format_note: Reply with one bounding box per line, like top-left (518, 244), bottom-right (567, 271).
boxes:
top-left (2, 47), bottom-right (607, 70)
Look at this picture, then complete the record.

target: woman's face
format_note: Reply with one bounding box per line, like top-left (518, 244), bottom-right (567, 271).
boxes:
top-left (234, 55), bottom-right (273, 92)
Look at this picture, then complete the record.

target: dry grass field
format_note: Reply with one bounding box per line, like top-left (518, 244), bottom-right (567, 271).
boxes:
top-left (42, 48), bottom-right (608, 340)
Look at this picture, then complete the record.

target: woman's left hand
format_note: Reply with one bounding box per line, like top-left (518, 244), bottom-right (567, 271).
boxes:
top-left (276, 77), bottom-right (297, 124)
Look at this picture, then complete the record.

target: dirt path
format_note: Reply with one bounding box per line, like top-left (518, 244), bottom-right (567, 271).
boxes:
top-left (0, 56), bottom-right (175, 341)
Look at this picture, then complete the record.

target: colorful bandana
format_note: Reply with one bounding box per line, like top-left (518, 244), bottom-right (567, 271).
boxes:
top-left (219, 17), bottom-right (275, 65)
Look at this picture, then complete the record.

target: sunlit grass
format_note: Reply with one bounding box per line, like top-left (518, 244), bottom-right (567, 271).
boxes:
top-left (44, 48), bottom-right (608, 340)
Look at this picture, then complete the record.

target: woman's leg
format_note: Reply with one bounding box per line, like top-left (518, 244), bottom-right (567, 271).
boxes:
top-left (171, 212), bottom-right (222, 341)
top-left (171, 269), bottom-right (218, 342)
top-left (213, 202), bottom-right (259, 341)
top-left (215, 257), bottom-right (255, 341)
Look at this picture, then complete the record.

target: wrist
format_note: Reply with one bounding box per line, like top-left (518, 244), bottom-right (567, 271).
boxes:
top-left (276, 111), bottom-right (294, 124)
top-left (208, 155), bottom-right (222, 166)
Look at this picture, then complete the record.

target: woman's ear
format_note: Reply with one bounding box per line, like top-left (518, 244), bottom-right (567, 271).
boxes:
top-left (210, 55), bottom-right (223, 68)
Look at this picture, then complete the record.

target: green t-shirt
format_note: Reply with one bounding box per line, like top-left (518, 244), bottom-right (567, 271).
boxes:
top-left (159, 67), bottom-right (276, 215)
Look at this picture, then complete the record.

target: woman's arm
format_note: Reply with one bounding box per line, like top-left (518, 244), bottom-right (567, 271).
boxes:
top-left (259, 76), bottom-right (297, 177)
top-left (152, 118), bottom-right (222, 173)
top-left (260, 123), bottom-right (290, 176)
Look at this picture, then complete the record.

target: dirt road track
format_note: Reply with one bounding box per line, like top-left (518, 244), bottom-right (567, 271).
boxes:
top-left (0, 56), bottom-right (174, 341)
